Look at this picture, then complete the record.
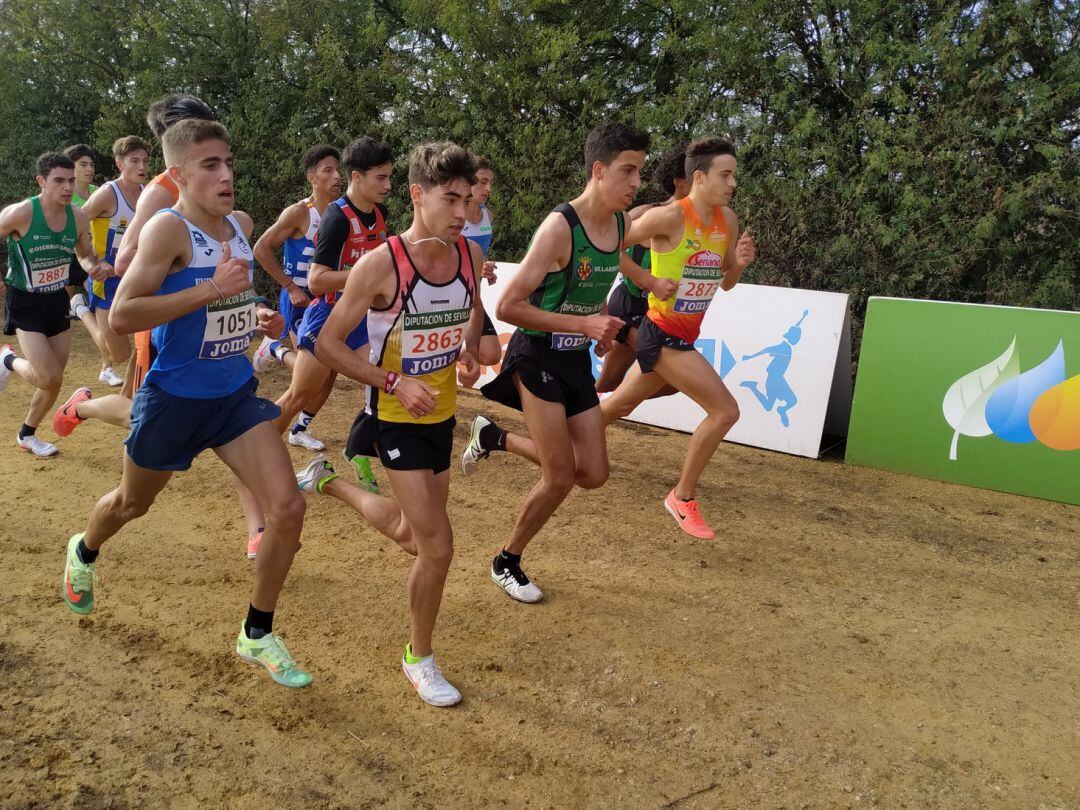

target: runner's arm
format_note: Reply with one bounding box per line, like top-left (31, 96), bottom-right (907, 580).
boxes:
top-left (0, 200), bottom-right (31, 240)
top-left (234, 210), bottom-right (285, 334)
top-left (306, 205), bottom-right (350, 296)
top-left (463, 239), bottom-right (487, 357)
top-left (621, 205), bottom-right (680, 299)
top-left (113, 183), bottom-right (175, 276)
top-left (78, 183), bottom-right (115, 221)
top-left (71, 207), bottom-right (107, 274)
top-left (721, 207), bottom-right (754, 291)
top-left (253, 203), bottom-right (305, 293)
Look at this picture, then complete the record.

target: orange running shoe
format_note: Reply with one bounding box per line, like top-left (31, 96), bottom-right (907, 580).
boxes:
top-left (246, 531), bottom-right (263, 560)
top-left (664, 489), bottom-right (716, 540)
top-left (53, 387), bottom-right (91, 437)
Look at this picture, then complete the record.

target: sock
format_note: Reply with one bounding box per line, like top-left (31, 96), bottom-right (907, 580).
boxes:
top-left (76, 538), bottom-right (99, 564)
top-left (271, 342), bottom-right (290, 363)
top-left (493, 548), bottom-right (521, 574)
top-left (244, 604), bottom-right (274, 640)
top-left (18, 423), bottom-right (35, 440)
top-left (74, 303), bottom-right (89, 319)
top-left (2, 353), bottom-right (15, 371)
top-left (404, 643), bottom-right (428, 665)
top-left (478, 422), bottom-right (507, 452)
top-left (291, 410), bottom-right (315, 435)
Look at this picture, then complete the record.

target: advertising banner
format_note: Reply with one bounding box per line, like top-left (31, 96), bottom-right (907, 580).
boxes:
top-left (846, 297), bottom-right (1080, 505)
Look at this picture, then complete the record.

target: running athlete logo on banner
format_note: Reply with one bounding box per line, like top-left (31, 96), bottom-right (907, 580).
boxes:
top-left (202, 288), bottom-right (257, 359)
top-left (401, 307), bottom-right (470, 375)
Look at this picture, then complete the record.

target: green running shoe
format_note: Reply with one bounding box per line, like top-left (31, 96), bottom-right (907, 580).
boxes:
top-left (235, 625), bottom-right (313, 688)
top-left (343, 449), bottom-right (380, 494)
top-left (62, 533), bottom-right (96, 615)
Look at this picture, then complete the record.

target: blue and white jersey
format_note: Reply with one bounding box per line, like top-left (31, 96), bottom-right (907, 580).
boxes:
top-left (282, 199), bottom-right (320, 289)
top-left (461, 204), bottom-right (493, 257)
top-left (103, 180), bottom-right (141, 264)
top-left (145, 209), bottom-right (257, 399)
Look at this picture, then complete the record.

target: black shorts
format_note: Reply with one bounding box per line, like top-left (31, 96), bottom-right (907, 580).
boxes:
top-left (4, 287), bottom-right (70, 337)
top-left (374, 417), bottom-right (456, 474)
top-left (480, 330), bottom-right (599, 417)
top-left (68, 255), bottom-right (88, 289)
top-left (608, 284), bottom-right (648, 344)
top-left (636, 317), bottom-right (694, 374)
top-left (481, 312), bottom-right (497, 337)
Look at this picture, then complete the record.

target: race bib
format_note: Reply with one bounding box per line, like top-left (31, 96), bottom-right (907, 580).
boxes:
top-left (673, 261), bottom-right (723, 314)
top-left (402, 307), bottom-right (470, 376)
top-left (551, 332), bottom-right (589, 351)
top-left (201, 289), bottom-right (257, 360)
top-left (30, 262), bottom-right (69, 293)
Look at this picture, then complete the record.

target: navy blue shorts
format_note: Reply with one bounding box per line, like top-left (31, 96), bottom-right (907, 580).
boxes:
top-left (296, 298), bottom-right (368, 354)
top-left (277, 287), bottom-right (312, 340)
top-left (125, 377), bottom-right (281, 471)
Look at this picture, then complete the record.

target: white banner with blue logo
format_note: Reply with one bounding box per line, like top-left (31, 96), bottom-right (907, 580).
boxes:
top-left (471, 264), bottom-right (852, 458)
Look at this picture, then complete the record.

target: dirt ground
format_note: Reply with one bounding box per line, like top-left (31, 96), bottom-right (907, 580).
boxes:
top-left (1, 328), bottom-right (1078, 809)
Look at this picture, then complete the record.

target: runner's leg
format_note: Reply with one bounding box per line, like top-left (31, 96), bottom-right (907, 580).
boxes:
top-left (15, 329), bottom-right (69, 427)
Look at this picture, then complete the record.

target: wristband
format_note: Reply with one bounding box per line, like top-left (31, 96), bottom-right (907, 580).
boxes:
top-left (208, 279), bottom-right (226, 300)
top-left (384, 371), bottom-right (400, 395)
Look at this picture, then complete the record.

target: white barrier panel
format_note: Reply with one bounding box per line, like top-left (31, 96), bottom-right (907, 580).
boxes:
top-left (472, 263), bottom-right (852, 458)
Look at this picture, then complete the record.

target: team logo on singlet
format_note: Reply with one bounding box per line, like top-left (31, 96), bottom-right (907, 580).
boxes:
top-left (687, 249), bottom-right (723, 268)
top-left (685, 238), bottom-right (702, 251)
top-left (576, 256), bottom-right (593, 281)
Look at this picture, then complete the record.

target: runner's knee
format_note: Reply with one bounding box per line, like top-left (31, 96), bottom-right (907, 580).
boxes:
top-left (575, 464), bottom-right (608, 490)
top-left (417, 537), bottom-right (454, 571)
top-left (267, 490), bottom-right (306, 530)
top-left (540, 467), bottom-right (576, 499)
top-left (708, 400), bottom-right (740, 429)
top-left (114, 490), bottom-right (156, 522)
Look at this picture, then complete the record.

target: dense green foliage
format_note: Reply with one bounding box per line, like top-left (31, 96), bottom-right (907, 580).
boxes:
top-left (1, 0), bottom-right (1076, 329)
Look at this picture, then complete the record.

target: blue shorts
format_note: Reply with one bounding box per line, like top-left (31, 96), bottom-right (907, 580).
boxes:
top-left (277, 287), bottom-right (312, 340)
top-left (296, 298), bottom-right (368, 354)
top-left (125, 377), bottom-right (280, 471)
top-left (88, 275), bottom-right (120, 311)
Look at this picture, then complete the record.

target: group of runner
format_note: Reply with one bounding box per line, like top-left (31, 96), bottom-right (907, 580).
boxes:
top-left (0, 94), bottom-right (755, 706)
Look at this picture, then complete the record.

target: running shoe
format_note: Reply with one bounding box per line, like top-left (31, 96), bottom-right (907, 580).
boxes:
top-left (663, 489), bottom-right (716, 540)
top-left (0, 345), bottom-right (14, 393)
top-left (246, 530), bottom-right (263, 560)
top-left (53, 387), bottom-right (91, 437)
top-left (343, 450), bottom-right (379, 494)
top-left (17, 434), bottom-right (58, 457)
top-left (235, 625), bottom-right (313, 688)
top-left (252, 336), bottom-right (280, 373)
top-left (99, 367), bottom-right (123, 387)
top-left (69, 293), bottom-right (90, 319)
top-left (296, 456), bottom-right (338, 494)
top-left (490, 557), bottom-right (544, 603)
top-left (288, 429), bottom-right (326, 451)
top-left (62, 534), bottom-right (96, 615)
top-left (460, 415), bottom-right (492, 476)
top-left (402, 649), bottom-right (462, 707)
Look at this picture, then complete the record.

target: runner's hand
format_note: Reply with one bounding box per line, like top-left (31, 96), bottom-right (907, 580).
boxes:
top-left (595, 337), bottom-right (613, 358)
top-left (648, 276), bottom-right (678, 300)
top-left (734, 232), bottom-right (756, 270)
top-left (212, 243), bottom-right (250, 297)
top-left (256, 307), bottom-right (284, 337)
top-left (88, 261), bottom-right (111, 281)
top-left (582, 314), bottom-right (623, 342)
top-left (457, 349), bottom-right (481, 387)
top-left (393, 377), bottom-right (439, 418)
top-left (287, 284), bottom-right (309, 307)
top-left (481, 260), bottom-right (497, 284)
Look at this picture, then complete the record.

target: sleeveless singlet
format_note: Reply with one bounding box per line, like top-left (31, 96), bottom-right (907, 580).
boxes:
top-left (73, 184), bottom-right (98, 209)
top-left (646, 197), bottom-right (729, 343)
top-left (321, 196), bottom-right (387, 305)
top-left (144, 210), bottom-right (258, 398)
top-left (367, 235), bottom-right (476, 424)
top-left (521, 203), bottom-right (624, 350)
top-left (91, 180), bottom-right (142, 301)
top-left (4, 196), bottom-right (77, 293)
top-left (282, 200), bottom-right (320, 290)
top-left (461, 204), bottom-right (493, 257)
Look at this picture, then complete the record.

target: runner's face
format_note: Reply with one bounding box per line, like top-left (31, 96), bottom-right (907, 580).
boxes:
top-left (697, 155), bottom-right (737, 207)
top-left (117, 149), bottom-right (149, 185)
top-left (353, 162), bottom-right (392, 206)
top-left (176, 139), bottom-right (234, 217)
top-left (414, 178), bottom-right (472, 242)
top-left (471, 169), bottom-right (494, 205)
top-left (595, 150), bottom-right (645, 211)
top-left (37, 168), bottom-right (76, 206)
top-left (307, 156), bottom-right (341, 198)
top-left (73, 157), bottom-right (95, 185)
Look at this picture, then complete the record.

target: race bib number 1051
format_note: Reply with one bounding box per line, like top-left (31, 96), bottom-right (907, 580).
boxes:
top-left (201, 288), bottom-right (256, 360)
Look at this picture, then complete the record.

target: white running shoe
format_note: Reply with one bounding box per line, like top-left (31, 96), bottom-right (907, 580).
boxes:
top-left (69, 293), bottom-right (89, 319)
top-left (295, 455), bottom-right (337, 493)
top-left (490, 560), bottom-right (544, 603)
top-left (288, 430), bottom-right (325, 451)
top-left (252, 336), bottom-right (279, 373)
top-left (17, 434), bottom-right (58, 457)
top-left (0, 345), bottom-right (14, 393)
top-left (98, 367), bottom-right (123, 387)
top-left (402, 653), bottom-right (462, 707)
top-left (460, 415), bottom-right (492, 476)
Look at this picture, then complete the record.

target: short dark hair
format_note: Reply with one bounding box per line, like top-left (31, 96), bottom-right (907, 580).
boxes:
top-left (113, 135), bottom-right (152, 160)
top-left (63, 144), bottom-right (96, 165)
top-left (654, 143), bottom-right (688, 196)
top-left (301, 144), bottom-right (340, 173)
top-left (37, 152), bottom-right (76, 178)
top-left (146, 94), bottom-right (217, 140)
top-left (685, 137), bottom-right (737, 178)
top-left (584, 122), bottom-right (650, 169)
top-left (162, 119), bottom-right (230, 166)
top-left (342, 137), bottom-right (393, 175)
top-left (408, 142), bottom-right (478, 189)
top-left (475, 156), bottom-right (493, 173)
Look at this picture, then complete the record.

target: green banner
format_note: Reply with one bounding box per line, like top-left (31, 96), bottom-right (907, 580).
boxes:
top-left (846, 297), bottom-right (1080, 505)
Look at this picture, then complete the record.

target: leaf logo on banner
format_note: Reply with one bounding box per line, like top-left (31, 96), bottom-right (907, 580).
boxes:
top-left (942, 337), bottom-right (1020, 461)
top-left (985, 341), bottom-right (1066, 444)
top-left (1030, 372), bottom-right (1080, 451)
